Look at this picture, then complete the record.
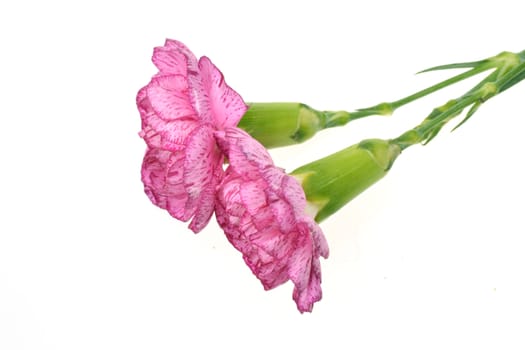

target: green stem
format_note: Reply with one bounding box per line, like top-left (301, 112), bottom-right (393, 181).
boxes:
top-left (391, 59), bottom-right (525, 150)
top-left (390, 64), bottom-right (492, 110)
top-left (240, 50), bottom-right (524, 150)
top-left (498, 60), bottom-right (525, 92)
top-left (415, 94), bottom-right (479, 137)
top-left (323, 64), bottom-right (494, 127)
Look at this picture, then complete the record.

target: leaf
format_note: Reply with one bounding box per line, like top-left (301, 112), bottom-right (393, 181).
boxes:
top-left (418, 59), bottom-right (488, 74)
top-left (451, 101), bottom-right (481, 132)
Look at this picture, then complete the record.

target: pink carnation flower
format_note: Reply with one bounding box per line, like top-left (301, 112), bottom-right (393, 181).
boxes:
top-left (214, 128), bottom-right (329, 312)
top-left (137, 39), bottom-right (247, 232)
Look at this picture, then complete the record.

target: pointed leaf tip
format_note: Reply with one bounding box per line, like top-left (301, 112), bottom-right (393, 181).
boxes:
top-left (451, 101), bottom-right (481, 132)
top-left (417, 60), bottom-right (488, 74)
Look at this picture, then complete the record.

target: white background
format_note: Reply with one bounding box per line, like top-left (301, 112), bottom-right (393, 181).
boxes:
top-left (1, 1), bottom-right (525, 349)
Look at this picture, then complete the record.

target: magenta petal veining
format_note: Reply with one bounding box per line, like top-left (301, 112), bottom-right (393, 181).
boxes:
top-left (214, 128), bottom-right (329, 312)
top-left (138, 39), bottom-right (247, 232)
top-left (138, 39), bottom-right (329, 312)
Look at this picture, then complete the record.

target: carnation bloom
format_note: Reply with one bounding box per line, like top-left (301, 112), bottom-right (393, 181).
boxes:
top-left (137, 39), bottom-right (247, 232)
top-left (214, 128), bottom-right (329, 312)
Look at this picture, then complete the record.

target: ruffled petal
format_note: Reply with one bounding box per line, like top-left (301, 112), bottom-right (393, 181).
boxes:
top-left (215, 129), bottom-right (329, 312)
top-left (141, 147), bottom-right (188, 220)
top-left (281, 174), bottom-right (308, 216)
top-left (146, 75), bottom-right (196, 121)
top-left (151, 39), bottom-right (206, 119)
top-left (310, 220), bottom-right (330, 259)
top-left (152, 45), bottom-right (190, 76)
top-left (289, 219), bottom-right (329, 312)
top-left (215, 128), bottom-right (274, 178)
top-left (136, 86), bottom-right (152, 116)
top-left (140, 115), bottom-right (199, 151)
top-left (239, 180), bottom-right (267, 215)
top-left (291, 245), bottom-right (323, 313)
top-left (215, 183), bottom-right (290, 289)
top-left (198, 57), bottom-right (248, 128)
top-left (184, 125), bottom-right (224, 232)
top-left (164, 39), bottom-right (199, 73)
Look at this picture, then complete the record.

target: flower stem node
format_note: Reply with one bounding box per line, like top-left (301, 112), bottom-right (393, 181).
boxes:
top-left (291, 139), bottom-right (401, 222)
top-left (489, 51), bottom-right (520, 70)
top-left (479, 82), bottom-right (498, 101)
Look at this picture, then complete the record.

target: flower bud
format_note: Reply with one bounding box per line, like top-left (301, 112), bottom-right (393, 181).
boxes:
top-left (291, 139), bottom-right (401, 222)
top-left (238, 103), bottom-right (326, 148)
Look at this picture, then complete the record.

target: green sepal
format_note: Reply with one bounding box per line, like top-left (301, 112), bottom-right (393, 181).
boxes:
top-left (499, 61), bottom-right (525, 93)
top-left (238, 102), bottom-right (325, 148)
top-left (291, 139), bottom-right (401, 222)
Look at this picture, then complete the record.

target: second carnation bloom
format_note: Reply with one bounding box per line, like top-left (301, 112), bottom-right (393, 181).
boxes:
top-left (214, 127), bottom-right (329, 313)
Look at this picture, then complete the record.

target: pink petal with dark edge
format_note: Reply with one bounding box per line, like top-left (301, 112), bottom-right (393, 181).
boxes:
top-left (215, 128), bottom-right (329, 313)
top-left (136, 86), bottom-right (152, 116)
top-left (152, 45), bottom-right (190, 76)
top-left (146, 75), bottom-right (196, 121)
top-left (140, 114), bottom-right (199, 151)
top-left (281, 174), bottom-right (308, 216)
top-left (164, 39), bottom-right (199, 73)
top-left (183, 125), bottom-right (224, 232)
top-left (141, 148), bottom-right (188, 220)
top-left (197, 57), bottom-right (248, 128)
top-left (214, 128), bottom-right (273, 178)
top-left (215, 181), bottom-right (290, 290)
top-left (160, 40), bottom-right (206, 119)
top-left (239, 180), bottom-right (267, 215)
top-left (292, 248), bottom-right (323, 313)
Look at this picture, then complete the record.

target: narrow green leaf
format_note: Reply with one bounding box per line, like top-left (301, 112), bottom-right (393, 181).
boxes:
top-left (451, 102), bottom-right (481, 132)
top-left (417, 60), bottom-right (488, 74)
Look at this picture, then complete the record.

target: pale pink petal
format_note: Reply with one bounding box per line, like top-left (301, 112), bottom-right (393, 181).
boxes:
top-left (136, 86), bottom-right (152, 116)
top-left (141, 148), bottom-right (188, 220)
top-left (161, 39), bottom-right (205, 115)
top-left (140, 115), bottom-right (199, 151)
top-left (139, 124), bottom-right (161, 148)
top-left (183, 125), bottom-right (223, 231)
top-left (152, 45), bottom-right (190, 76)
top-left (292, 250), bottom-right (323, 313)
top-left (289, 221), bottom-right (328, 312)
top-left (215, 128), bottom-right (274, 177)
top-left (251, 243), bottom-right (291, 289)
top-left (188, 180), bottom-right (216, 233)
top-left (146, 75), bottom-right (196, 121)
top-left (164, 39), bottom-right (199, 73)
top-left (139, 75), bottom-right (201, 150)
top-left (310, 221), bottom-right (330, 259)
top-left (281, 174), bottom-right (308, 216)
top-left (198, 57), bottom-right (248, 128)
top-left (239, 180), bottom-right (267, 215)
top-left (269, 199), bottom-right (297, 234)
top-left (150, 39), bottom-right (208, 121)
top-left (216, 173), bottom-right (244, 222)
